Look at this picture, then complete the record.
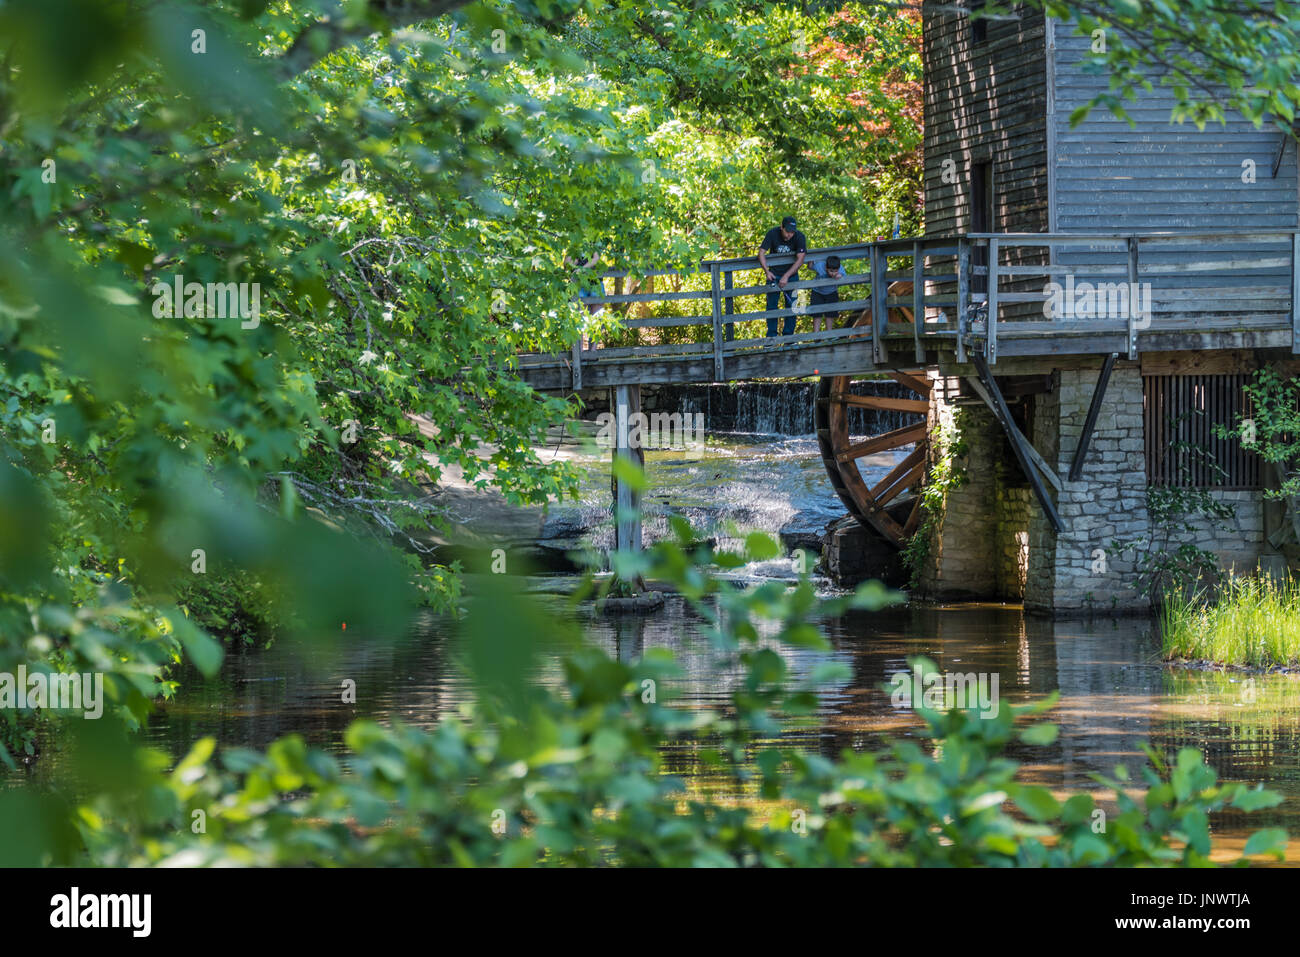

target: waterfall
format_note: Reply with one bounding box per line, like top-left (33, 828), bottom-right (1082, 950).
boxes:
top-left (650, 380), bottom-right (919, 437)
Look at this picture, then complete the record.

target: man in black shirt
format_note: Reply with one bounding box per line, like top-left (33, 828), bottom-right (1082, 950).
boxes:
top-left (757, 215), bottom-right (806, 337)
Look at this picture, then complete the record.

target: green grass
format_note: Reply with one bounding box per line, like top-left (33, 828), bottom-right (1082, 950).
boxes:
top-left (1160, 574), bottom-right (1300, 668)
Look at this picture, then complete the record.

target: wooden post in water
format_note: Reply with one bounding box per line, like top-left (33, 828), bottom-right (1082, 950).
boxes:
top-left (611, 383), bottom-right (643, 555)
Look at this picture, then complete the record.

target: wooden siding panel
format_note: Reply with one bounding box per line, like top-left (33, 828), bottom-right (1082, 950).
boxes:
top-left (1051, 26), bottom-right (1299, 236)
top-left (923, 2), bottom-right (1049, 238)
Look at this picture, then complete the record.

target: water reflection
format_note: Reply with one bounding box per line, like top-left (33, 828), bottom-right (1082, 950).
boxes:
top-left (115, 600), bottom-right (1300, 861)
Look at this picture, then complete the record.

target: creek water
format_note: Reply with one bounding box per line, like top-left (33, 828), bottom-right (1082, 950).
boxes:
top-left (10, 383), bottom-right (1300, 862)
top-left (136, 600), bottom-right (1300, 862)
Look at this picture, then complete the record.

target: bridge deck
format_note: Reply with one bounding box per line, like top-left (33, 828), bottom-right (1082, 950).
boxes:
top-left (516, 231), bottom-right (1300, 391)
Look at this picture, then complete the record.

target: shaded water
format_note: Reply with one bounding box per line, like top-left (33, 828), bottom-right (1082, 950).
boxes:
top-left (131, 599), bottom-right (1300, 861)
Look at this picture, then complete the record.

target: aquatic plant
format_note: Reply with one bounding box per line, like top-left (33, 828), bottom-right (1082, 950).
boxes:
top-left (1160, 573), bottom-right (1300, 669)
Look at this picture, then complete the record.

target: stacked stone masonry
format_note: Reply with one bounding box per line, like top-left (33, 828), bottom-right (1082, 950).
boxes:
top-left (920, 361), bottom-right (1273, 614)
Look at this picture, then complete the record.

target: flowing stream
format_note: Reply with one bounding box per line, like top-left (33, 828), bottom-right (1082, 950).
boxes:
top-left (8, 382), bottom-right (1300, 863)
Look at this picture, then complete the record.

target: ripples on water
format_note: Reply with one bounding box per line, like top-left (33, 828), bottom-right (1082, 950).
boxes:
top-left (109, 600), bottom-right (1300, 862)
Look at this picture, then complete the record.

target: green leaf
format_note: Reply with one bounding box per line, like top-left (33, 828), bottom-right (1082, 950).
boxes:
top-left (1242, 827), bottom-right (1288, 859)
top-left (1020, 722), bottom-right (1059, 746)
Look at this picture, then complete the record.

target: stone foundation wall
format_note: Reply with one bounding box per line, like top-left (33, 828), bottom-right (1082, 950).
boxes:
top-left (917, 381), bottom-right (1027, 601)
top-left (1031, 364), bottom-right (1151, 613)
top-left (922, 361), bottom-right (1272, 615)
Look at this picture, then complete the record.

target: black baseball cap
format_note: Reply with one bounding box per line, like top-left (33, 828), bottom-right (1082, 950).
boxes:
top-left (781, 216), bottom-right (797, 230)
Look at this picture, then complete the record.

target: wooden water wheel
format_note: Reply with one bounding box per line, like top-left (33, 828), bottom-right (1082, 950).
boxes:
top-left (814, 281), bottom-right (931, 547)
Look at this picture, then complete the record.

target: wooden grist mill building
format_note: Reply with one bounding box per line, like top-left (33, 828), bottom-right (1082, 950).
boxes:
top-left (915, 0), bottom-right (1300, 612)
top-left (514, 2), bottom-right (1300, 615)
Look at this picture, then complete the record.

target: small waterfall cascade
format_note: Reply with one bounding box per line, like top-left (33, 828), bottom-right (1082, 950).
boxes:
top-left (652, 379), bottom-right (919, 437)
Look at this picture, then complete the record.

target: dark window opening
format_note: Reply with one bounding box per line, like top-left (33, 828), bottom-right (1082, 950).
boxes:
top-left (1143, 374), bottom-right (1261, 489)
top-left (970, 0), bottom-right (988, 44)
top-left (970, 160), bottom-right (994, 294)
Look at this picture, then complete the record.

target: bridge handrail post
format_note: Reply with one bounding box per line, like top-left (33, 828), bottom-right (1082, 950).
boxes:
top-left (710, 263), bottom-right (724, 381)
top-left (987, 236), bottom-right (999, 365)
top-left (956, 238), bottom-right (969, 364)
top-left (1291, 233), bottom-right (1300, 354)
top-left (724, 269), bottom-right (735, 343)
top-left (912, 240), bottom-right (924, 363)
top-left (871, 244), bottom-right (885, 364)
top-left (1127, 235), bottom-right (1140, 360)
top-left (571, 338), bottom-right (582, 390)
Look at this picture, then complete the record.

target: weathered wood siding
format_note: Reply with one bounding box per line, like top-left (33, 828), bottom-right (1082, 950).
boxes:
top-left (1050, 20), bottom-right (1298, 310)
top-left (923, 2), bottom-right (1049, 320)
top-left (923, 1), bottom-right (1049, 236)
top-left (1051, 23), bottom-right (1298, 233)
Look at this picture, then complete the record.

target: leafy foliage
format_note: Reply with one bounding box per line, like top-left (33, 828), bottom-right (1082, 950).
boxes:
top-left (42, 527), bottom-right (1286, 868)
top-left (1031, 0), bottom-right (1300, 135)
top-left (1, 0), bottom-right (922, 754)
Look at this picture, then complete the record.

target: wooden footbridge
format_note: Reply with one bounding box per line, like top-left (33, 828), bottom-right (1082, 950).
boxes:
top-left (515, 232), bottom-right (1300, 551)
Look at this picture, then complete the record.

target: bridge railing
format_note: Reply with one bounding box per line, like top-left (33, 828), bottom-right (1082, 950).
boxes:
top-left (963, 230), bottom-right (1300, 363)
top-left (543, 237), bottom-right (968, 387)
top-left (517, 230), bottom-right (1300, 388)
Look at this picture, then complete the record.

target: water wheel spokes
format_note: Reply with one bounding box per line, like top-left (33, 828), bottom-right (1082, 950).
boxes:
top-left (815, 283), bottom-right (931, 548)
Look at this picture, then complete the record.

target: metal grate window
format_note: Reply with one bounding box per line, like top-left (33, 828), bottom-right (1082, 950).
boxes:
top-left (1143, 374), bottom-right (1260, 489)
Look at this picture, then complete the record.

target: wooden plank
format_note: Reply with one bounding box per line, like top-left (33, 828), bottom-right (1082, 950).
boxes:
top-left (1069, 352), bottom-right (1117, 482)
top-left (902, 495), bottom-right (924, 537)
top-left (830, 394), bottom-right (930, 414)
top-left (833, 422), bottom-right (929, 463)
top-left (710, 263), bottom-right (724, 382)
top-left (890, 369), bottom-right (933, 395)
top-left (987, 236), bottom-right (999, 364)
top-left (580, 342), bottom-right (712, 360)
top-left (869, 446), bottom-right (927, 506)
top-left (620, 315), bottom-right (713, 329)
top-left (581, 289), bottom-right (709, 304)
top-left (571, 339), bottom-right (582, 391)
top-left (723, 298), bottom-right (871, 324)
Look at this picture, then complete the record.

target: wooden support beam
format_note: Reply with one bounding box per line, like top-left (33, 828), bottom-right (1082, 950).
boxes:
top-left (986, 236), bottom-right (999, 365)
top-left (829, 393), bottom-right (930, 414)
top-left (964, 375), bottom-right (1063, 492)
top-left (611, 384), bottom-right (643, 555)
top-left (833, 422), bottom-right (929, 463)
top-left (971, 354), bottom-right (1064, 533)
top-left (710, 264), bottom-right (724, 382)
top-left (571, 339), bottom-right (582, 391)
top-left (1069, 352), bottom-right (1117, 482)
